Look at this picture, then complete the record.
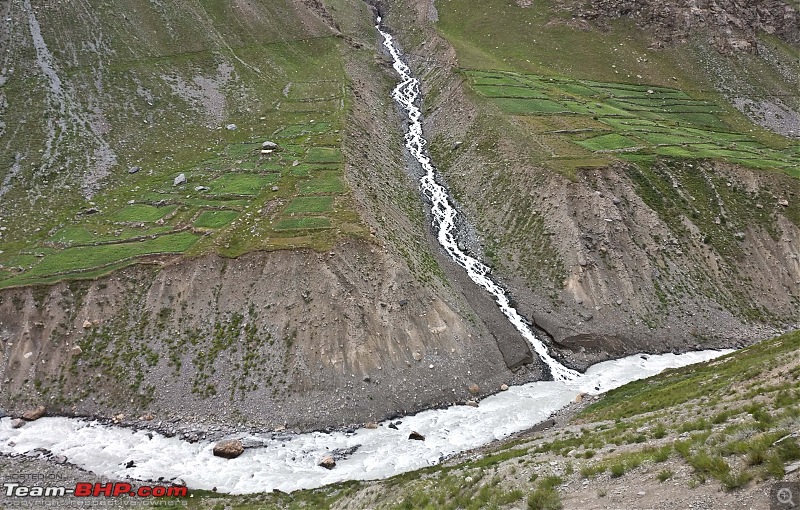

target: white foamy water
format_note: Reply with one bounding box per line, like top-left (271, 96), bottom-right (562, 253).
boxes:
top-left (376, 20), bottom-right (579, 381)
top-left (0, 349), bottom-right (732, 494)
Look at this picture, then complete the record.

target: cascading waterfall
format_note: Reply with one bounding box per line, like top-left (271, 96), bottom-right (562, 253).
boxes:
top-left (376, 19), bottom-right (579, 381)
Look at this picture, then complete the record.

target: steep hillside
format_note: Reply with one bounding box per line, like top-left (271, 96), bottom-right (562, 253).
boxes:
top-left (0, 0), bottom-right (537, 428)
top-left (381, 0), bottom-right (800, 365)
top-left (1, 0), bottom-right (798, 437)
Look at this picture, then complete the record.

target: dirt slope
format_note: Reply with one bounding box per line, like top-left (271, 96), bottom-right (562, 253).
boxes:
top-left (0, 240), bottom-right (530, 430)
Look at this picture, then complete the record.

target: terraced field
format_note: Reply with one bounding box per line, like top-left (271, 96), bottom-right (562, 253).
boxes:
top-left (464, 70), bottom-right (800, 177)
top-left (0, 76), bottom-right (362, 289)
top-left (0, 0), bottom-right (371, 289)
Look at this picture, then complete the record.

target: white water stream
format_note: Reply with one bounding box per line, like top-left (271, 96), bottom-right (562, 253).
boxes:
top-left (377, 20), bottom-right (579, 381)
top-left (0, 19), bottom-right (736, 497)
top-left (0, 350), bottom-right (731, 494)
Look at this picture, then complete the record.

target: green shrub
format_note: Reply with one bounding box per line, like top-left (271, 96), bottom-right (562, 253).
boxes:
top-left (527, 486), bottom-right (562, 510)
top-left (652, 422), bottom-right (667, 439)
top-left (657, 469), bottom-right (674, 482)
top-left (720, 470), bottom-right (752, 491)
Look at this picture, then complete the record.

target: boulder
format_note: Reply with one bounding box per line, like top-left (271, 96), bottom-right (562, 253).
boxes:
top-left (574, 392), bottom-right (589, 403)
top-left (365, 422), bottom-right (378, 429)
top-left (225, 124), bottom-right (237, 131)
top-left (408, 431), bottom-right (425, 441)
top-left (194, 185), bottom-right (209, 192)
top-left (22, 405), bottom-right (46, 421)
top-left (779, 199), bottom-right (789, 207)
top-left (128, 166), bottom-right (141, 174)
top-left (500, 384), bottom-right (509, 391)
top-left (468, 383), bottom-right (480, 395)
top-left (319, 455), bottom-right (336, 469)
top-left (11, 419), bottom-right (25, 429)
top-left (212, 439), bottom-right (244, 459)
top-left (262, 141), bottom-right (279, 150)
top-left (173, 173), bottom-right (186, 186)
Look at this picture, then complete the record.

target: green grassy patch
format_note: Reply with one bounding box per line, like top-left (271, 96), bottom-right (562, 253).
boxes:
top-left (275, 217), bottom-right (331, 230)
top-left (209, 174), bottom-right (277, 196)
top-left (305, 147), bottom-right (341, 164)
top-left (576, 133), bottom-right (642, 151)
top-left (284, 196), bottom-right (334, 214)
top-left (458, 69), bottom-right (800, 175)
top-left (493, 98), bottom-right (569, 114)
top-left (193, 210), bottom-right (239, 229)
top-left (299, 173), bottom-right (346, 194)
top-left (473, 85), bottom-right (549, 98)
top-left (111, 204), bottom-right (175, 223)
top-left (2, 232), bottom-right (199, 287)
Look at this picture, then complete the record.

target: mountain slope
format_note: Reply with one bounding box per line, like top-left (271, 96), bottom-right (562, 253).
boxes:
top-left (0, 0), bottom-right (536, 429)
top-left (384, 0), bottom-right (800, 366)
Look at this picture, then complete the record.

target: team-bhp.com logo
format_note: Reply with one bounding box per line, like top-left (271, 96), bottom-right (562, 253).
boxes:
top-left (4, 482), bottom-right (188, 498)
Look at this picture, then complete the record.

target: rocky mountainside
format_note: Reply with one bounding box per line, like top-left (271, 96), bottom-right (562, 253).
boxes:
top-left (0, 0), bottom-right (539, 430)
top-left (583, 0), bottom-right (800, 51)
top-left (0, 0), bottom-right (798, 437)
top-left (384, 0), bottom-right (800, 367)
top-left (0, 0), bottom-right (799, 507)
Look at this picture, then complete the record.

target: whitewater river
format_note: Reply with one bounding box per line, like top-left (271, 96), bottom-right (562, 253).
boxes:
top-left (0, 20), bottom-right (735, 495)
top-left (0, 350), bottom-right (731, 494)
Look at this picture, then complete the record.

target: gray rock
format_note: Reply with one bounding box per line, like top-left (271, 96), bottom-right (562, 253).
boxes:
top-left (262, 141), bottom-right (279, 150)
top-left (408, 431), bottom-right (425, 441)
top-left (225, 124), bottom-right (237, 131)
top-left (128, 166), bottom-right (141, 174)
top-left (212, 439), bottom-right (244, 459)
top-left (194, 185), bottom-right (209, 192)
top-left (173, 173), bottom-right (186, 186)
top-left (319, 455), bottom-right (336, 469)
top-left (11, 418), bottom-right (25, 429)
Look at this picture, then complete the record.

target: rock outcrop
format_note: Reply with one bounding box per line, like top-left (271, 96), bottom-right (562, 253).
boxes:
top-left (213, 439), bottom-right (244, 459)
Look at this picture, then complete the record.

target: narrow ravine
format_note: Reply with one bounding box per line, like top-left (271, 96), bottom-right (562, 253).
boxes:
top-left (376, 19), bottom-right (579, 381)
